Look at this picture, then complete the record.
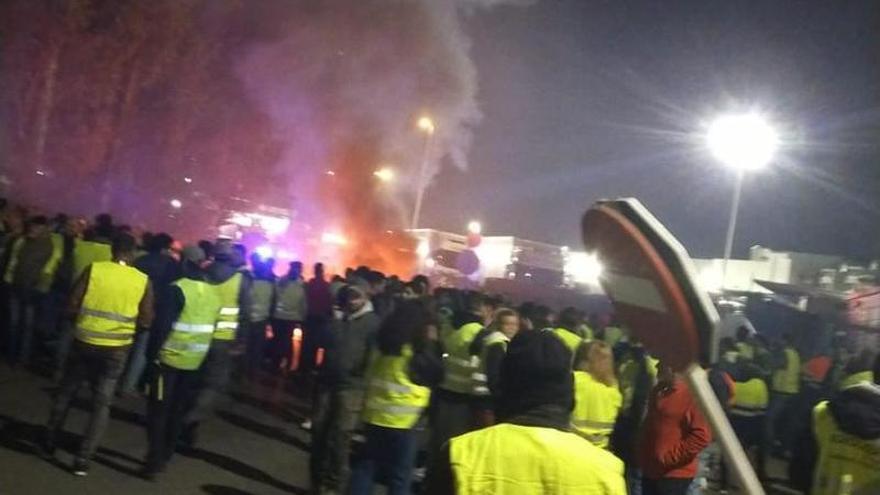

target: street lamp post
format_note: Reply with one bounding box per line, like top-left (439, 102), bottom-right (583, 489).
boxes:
top-left (707, 113), bottom-right (778, 289)
top-left (411, 116), bottom-right (435, 230)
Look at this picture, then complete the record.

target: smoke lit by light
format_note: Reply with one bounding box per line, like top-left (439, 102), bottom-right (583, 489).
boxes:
top-left (321, 232), bottom-right (348, 246)
top-left (255, 245), bottom-right (274, 259)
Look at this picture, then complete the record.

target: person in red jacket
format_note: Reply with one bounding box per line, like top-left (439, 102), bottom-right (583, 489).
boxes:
top-left (638, 361), bottom-right (711, 495)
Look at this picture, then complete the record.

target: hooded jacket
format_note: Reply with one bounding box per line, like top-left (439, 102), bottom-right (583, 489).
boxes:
top-left (790, 382), bottom-right (880, 492)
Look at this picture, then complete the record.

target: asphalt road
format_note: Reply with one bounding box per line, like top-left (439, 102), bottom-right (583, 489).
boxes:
top-left (0, 363), bottom-right (312, 495)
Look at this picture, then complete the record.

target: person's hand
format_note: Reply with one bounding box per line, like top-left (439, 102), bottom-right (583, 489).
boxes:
top-left (426, 324), bottom-right (439, 342)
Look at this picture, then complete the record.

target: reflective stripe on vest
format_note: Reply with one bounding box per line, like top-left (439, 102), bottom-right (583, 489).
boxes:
top-left (731, 378), bottom-right (769, 417)
top-left (362, 346), bottom-right (431, 429)
top-left (772, 347), bottom-right (801, 394)
top-left (472, 331), bottom-right (509, 395)
top-left (572, 370), bottom-right (622, 449)
top-left (74, 261), bottom-right (147, 347)
top-left (450, 423), bottom-right (627, 495)
top-left (439, 322), bottom-right (484, 394)
top-left (2, 237), bottom-right (23, 284)
top-left (838, 371), bottom-right (874, 391)
top-left (160, 278), bottom-right (222, 370)
top-left (213, 272), bottom-right (242, 341)
top-left (812, 399), bottom-right (880, 495)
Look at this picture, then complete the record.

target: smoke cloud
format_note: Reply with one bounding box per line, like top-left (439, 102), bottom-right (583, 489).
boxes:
top-left (236, 0), bottom-right (530, 273)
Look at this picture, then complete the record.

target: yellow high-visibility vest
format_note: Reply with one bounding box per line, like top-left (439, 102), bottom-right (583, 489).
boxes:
top-left (74, 261), bottom-right (147, 347)
top-left (160, 279), bottom-right (221, 370)
top-left (439, 322), bottom-right (484, 394)
top-left (36, 233), bottom-right (64, 293)
top-left (736, 341), bottom-right (755, 360)
top-left (450, 423), bottom-right (627, 495)
top-left (838, 371), bottom-right (875, 391)
top-left (471, 331), bottom-right (509, 396)
top-left (812, 400), bottom-right (880, 495)
top-left (772, 347), bottom-right (801, 394)
top-left (72, 239), bottom-right (113, 284)
top-left (362, 345), bottom-right (431, 429)
top-left (731, 378), bottom-right (769, 417)
top-left (213, 272), bottom-right (242, 341)
top-left (552, 328), bottom-right (584, 357)
top-left (2, 237), bottom-right (23, 284)
top-left (573, 371), bottom-right (622, 449)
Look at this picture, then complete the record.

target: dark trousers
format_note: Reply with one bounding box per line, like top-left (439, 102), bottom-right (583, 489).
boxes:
top-left (46, 341), bottom-right (129, 460)
top-left (302, 315), bottom-right (329, 373)
top-left (427, 393), bottom-right (475, 464)
top-left (244, 320), bottom-right (268, 378)
top-left (310, 388), bottom-right (364, 493)
top-left (765, 392), bottom-right (794, 453)
top-left (7, 288), bottom-right (44, 365)
top-left (270, 319), bottom-right (299, 372)
top-left (349, 424), bottom-right (419, 495)
top-left (642, 477), bottom-right (694, 495)
top-left (145, 363), bottom-right (201, 470)
top-left (187, 341), bottom-right (233, 426)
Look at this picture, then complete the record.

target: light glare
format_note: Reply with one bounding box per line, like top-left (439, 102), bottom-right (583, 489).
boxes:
top-left (707, 113), bottom-right (778, 171)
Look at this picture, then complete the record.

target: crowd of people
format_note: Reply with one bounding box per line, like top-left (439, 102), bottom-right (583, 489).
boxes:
top-left (0, 200), bottom-right (878, 495)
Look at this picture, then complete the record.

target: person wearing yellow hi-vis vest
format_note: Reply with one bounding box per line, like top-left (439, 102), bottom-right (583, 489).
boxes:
top-left (766, 333), bottom-right (801, 456)
top-left (425, 329), bottom-right (626, 495)
top-left (729, 363), bottom-right (769, 478)
top-left (349, 300), bottom-right (444, 495)
top-left (469, 308), bottom-right (520, 425)
top-left (43, 234), bottom-right (153, 477)
top-left (572, 341), bottom-right (622, 449)
top-left (788, 352), bottom-right (880, 495)
top-left (552, 307), bottom-right (591, 362)
top-left (142, 245), bottom-right (221, 480)
top-left (427, 291), bottom-right (491, 462)
top-left (4, 216), bottom-right (54, 365)
top-left (183, 241), bottom-right (250, 446)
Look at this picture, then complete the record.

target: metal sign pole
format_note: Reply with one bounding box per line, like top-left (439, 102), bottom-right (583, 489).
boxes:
top-left (685, 364), bottom-right (765, 495)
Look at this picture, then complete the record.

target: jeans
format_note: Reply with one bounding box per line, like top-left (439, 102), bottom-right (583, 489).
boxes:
top-left (627, 467), bottom-right (644, 495)
top-left (310, 388), bottom-right (364, 492)
top-left (7, 288), bottom-right (43, 364)
top-left (119, 330), bottom-right (150, 393)
top-left (54, 320), bottom-right (75, 380)
top-left (349, 424), bottom-right (418, 495)
top-left (46, 341), bottom-right (129, 460)
top-left (145, 363), bottom-right (201, 470)
top-left (765, 392), bottom-right (794, 454)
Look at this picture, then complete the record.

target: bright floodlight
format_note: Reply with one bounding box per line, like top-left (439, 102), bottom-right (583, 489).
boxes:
top-left (416, 240), bottom-right (430, 259)
top-left (170, 199), bottom-right (182, 209)
top-left (707, 113), bottom-right (779, 171)
top-left (467, 220), bottom-right (482, 235)
top-left (417, 116), bottom-right (435, 134)
top-left (565, 252), bottom-right (603, 285)
top-left (373, 167), bottom-right (395, 182)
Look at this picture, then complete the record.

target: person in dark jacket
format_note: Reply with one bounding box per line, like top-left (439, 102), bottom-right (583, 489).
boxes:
top-left (310, 284), bottom-right (380, 494)
top-left (120, 233), bottom-right (180, 395)
top-left (6, 215), bottom-right (54, 366)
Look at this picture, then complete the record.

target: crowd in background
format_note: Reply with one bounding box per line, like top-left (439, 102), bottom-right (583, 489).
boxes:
top-left (0, 199), bottom-right (878, 495)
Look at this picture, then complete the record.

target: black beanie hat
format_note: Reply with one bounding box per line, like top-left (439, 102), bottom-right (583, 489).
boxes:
top-left (497, 329), bottom-right (575, 419)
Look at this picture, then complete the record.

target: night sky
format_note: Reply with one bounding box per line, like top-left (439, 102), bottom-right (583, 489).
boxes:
top-left (425, 1), bottom-right (880, 260)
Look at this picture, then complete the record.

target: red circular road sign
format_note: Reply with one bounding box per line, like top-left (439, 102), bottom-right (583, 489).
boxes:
top-left (582, 200), bottom-right (715, 371)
